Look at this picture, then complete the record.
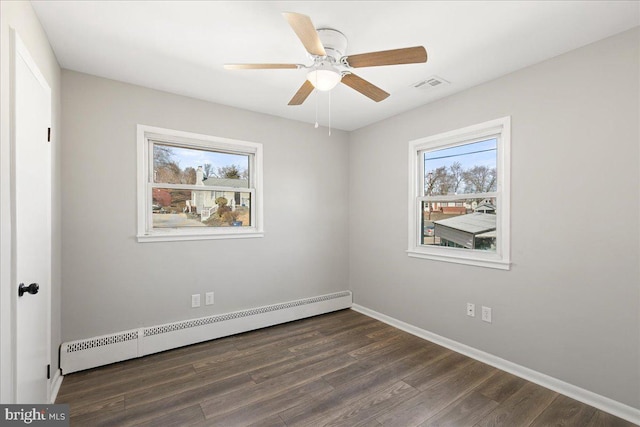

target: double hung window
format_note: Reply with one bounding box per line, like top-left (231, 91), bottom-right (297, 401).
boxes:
top-left (137, 125), bottom-right (263, 242)
top-left (408, 117), bottom-right (510, 269)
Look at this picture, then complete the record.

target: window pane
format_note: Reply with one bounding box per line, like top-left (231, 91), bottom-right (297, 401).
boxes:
top-left (152, 188), bottom-right (251, 228)
top-left (423, 138), bottom-right (497, 195)
top-left (153, 144), bottom-right (249, 187)
top-left (421, 198), bottom-right (496, 251)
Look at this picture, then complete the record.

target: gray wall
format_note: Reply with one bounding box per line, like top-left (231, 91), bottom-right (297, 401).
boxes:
top-left (348, 28), bottom-right (639, 409)
top-left (0, 0), bottom-right (62, 400)
top-left (61, 71), bottom-right (349, 341)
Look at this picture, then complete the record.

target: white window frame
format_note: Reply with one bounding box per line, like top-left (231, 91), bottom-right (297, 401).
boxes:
top-left (136, 125), bottom-right (264, 242)
top-left (407, 117), bottom-right (511, 270)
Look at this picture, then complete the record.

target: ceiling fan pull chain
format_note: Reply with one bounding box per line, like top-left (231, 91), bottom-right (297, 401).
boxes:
top-left (314, 89), bottom-right (319, 129)
top-left (328, 90), bottom-right (332, 136)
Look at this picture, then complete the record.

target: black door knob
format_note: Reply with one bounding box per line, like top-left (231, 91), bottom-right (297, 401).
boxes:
top-left (18, 283), bottom-right (39, 297)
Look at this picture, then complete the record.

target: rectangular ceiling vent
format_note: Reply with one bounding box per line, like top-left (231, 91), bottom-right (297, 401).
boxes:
top-left (412, 76), bottom-right (450, 90)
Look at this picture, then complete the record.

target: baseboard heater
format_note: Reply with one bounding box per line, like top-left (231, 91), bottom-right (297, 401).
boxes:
top-left (60, 291), bottom-right (352, 375)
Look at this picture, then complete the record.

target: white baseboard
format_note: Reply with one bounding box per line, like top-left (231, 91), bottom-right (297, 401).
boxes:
top-left (49, 369), bottom-right (63, 404)
top-left (60, 291), bottom-right (352, 375)
top-left (352, 304), bottom-right (640, 425)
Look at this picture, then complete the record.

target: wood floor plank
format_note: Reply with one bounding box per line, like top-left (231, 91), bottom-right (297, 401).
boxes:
top-left (403, 351), bottom-right (473, 390)
top-left (59, 336), bottom-right (238, 390)
top-left (250, 345), bottom-right (351, 384)
top-left (131, 404), bottom-right (206, 427)
top-left (247, 414), bottom-right (288, 427)
top-left (58, 364), bottom-right (197, 407)
top-left (475, 369), bottom-right (528, 403)
top-left (586, 411), bottom-right (639, 427)
top-left (323, 340), bottom-right (447, 388)
top-left (347, 333), bottom-right (408, 358)
top-left (124, 370), bottom-right (252, 409)
top-left (69, 400), bottom-right (128, 427)
top-left (279, 347), bottom-right (440, 426)
top-left (57, 309), bottom-right (636, 427)
top-left (232, 328), bottom-right (323, 352)
top-left (320, 380), bottom-right (420, 427)
top-left (191, 346), bottom-right (295, 374)
top-left (73, 375), bottom-right (249, 426)
top-left (474, 382), bottom-right (558, 427)
top-left (420, 391), bottom-right (499, 427)
top-left (67, 394), bottom-right (124, 418)
top-left (200, 353), bottom-right (356, 418)
top-left (203, 378), bottom-right (333, 425)
top-left (377, 360), bottom-right (497, 426)
top-left (530, 394), bottom-right (598, 426)
top-left (349, 333), bottom-right (434, 362)
top-left (286, 332), bottom-right (374, 357)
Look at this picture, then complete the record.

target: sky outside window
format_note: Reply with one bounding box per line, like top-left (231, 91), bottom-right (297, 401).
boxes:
top-left (423, 138), bottom-right (497, 195)
top-left (424, 138), bottom-right (496, 172)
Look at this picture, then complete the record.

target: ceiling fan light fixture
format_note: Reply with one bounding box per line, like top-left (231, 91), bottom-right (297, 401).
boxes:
top-left (306, 64), bottom-right (342, 91)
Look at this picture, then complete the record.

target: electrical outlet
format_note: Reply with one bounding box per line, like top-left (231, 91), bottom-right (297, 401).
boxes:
top-left (482, 306), bottom-right (492, 323)
top-left (205, 292), bottom-right (214, 305)
top-left (466, 303), bottom-right (475, 317)
top-left (191, 294), bottom-right (201, 308)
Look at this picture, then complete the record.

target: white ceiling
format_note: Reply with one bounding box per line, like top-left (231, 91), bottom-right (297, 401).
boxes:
top-left (31, 1), bottom-right (639, 131)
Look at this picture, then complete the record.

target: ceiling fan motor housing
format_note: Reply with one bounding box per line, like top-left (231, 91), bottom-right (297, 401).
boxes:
top-left (316, 28), bottom-right (348, 64)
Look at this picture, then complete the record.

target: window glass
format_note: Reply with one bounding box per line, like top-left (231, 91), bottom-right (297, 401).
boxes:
top-left (153, 144), bottom-right (249, 186)
top-left (421, 200), bottom-right (496, 251)
top-left (423, 139), bottom-right (497, 195)
top-left (421, 138), bottom-right (498, 252)
top-left (152, 189), bottom-right (251, 228)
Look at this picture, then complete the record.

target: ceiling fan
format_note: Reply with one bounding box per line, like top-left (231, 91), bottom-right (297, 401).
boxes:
top-left (224, 12), bottom-right (427, 106)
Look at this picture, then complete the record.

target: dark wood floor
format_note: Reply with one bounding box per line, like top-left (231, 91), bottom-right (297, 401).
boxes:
top-left (56, 309), bottom-right (637, 427)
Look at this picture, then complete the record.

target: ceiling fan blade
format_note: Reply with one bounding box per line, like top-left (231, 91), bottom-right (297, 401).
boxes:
top-left (344, 46), bottom-right (427, 68)
top-left (341, 73), bottom-right (390, 102)
top-left (282, 12), bottom-right (326, 57)
top-left (288, 80), bottom-right (315, 105)
top-left (224, 63), bottom-right (301, 70)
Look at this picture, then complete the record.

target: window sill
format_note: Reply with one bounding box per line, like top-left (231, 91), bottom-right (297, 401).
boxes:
top-left (137, 230), bottom-right (264, 243)
top-left (407, 248), bottom-right (510, 270)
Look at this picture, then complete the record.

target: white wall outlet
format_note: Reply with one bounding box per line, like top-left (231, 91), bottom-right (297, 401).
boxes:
top-left (191, 294), bottom-right (201, 308)
top-left (466, 303), bottom-right (475, 317)
top-left (482, 306), bottom-right (492, 323)
top-left (205, 292), bottom-right (214, 306)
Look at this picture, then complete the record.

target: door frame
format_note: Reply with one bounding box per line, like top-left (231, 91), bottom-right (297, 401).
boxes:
top-left (0, 28), bottom-right (53, 404)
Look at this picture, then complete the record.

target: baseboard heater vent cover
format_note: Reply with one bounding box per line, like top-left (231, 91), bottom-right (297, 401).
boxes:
top-left (60, 291), bottom-right (352, 374)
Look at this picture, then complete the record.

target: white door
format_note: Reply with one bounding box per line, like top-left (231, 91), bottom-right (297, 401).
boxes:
top-left (13, 32), bottom-right (52, 403)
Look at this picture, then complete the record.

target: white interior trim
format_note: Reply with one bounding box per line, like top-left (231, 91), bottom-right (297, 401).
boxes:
top-left (0, 27), bottom-right (19, 405)
top-left (136, 124), bottom-right (264, 242)
top-left (49, 369), bottom-right (62, 404)
top-left (407, 116), bottom-right (511, 270)
top-left (352, 304), bottom-right (640, 425)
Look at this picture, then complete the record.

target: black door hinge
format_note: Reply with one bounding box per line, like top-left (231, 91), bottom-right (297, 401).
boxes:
top-left (47, 364), bottom-right (50, 380)
top-left (47, 128), bottom-right (51, 142)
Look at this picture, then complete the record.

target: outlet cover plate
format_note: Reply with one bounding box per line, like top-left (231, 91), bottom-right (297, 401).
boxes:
top-left (466, 303), bottom-right (475, 317)
top-left (191, 294), bottom-right (201, 308)
top-left (482, 306), bottom-right (492, 323)
top-left (205, 292), bottom-right (214, 305)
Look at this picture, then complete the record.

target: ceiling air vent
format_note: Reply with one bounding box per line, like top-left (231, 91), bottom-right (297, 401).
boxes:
top-left (412, 76), bottom-right (450, 90)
